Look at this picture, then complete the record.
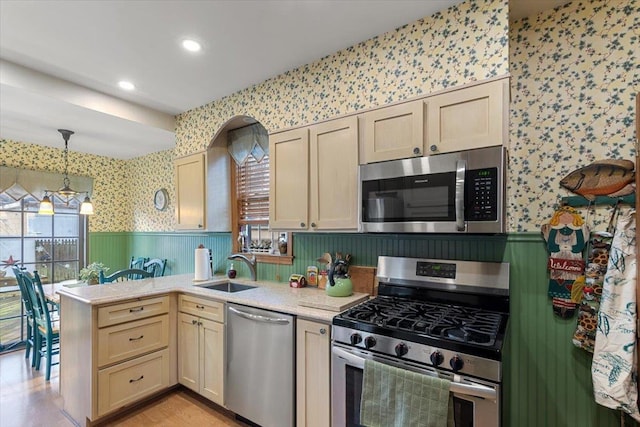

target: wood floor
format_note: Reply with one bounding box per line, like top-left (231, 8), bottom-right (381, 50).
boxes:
top-left (0, 349), bottom-right (248, 427)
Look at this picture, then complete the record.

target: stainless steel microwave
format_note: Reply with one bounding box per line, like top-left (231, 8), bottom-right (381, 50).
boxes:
top-left (359, 146), bottom-right (507, 233)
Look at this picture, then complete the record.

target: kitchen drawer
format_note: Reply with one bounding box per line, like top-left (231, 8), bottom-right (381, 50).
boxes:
top-left (97, 296), bottom-right (170, 328)
top-left (179, 294), bottom-right (224, 323)
top-left (97, 348), bottom-right (170, 417)
top-left (97, 314), bottom-right (169, 367)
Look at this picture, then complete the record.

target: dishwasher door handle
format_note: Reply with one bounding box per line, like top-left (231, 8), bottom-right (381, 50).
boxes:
top-left (228, 306), bottom-right (291, 325)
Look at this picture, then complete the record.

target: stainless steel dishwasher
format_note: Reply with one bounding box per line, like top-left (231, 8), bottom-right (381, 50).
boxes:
top-left (225, 303), bottom-right (295, 427)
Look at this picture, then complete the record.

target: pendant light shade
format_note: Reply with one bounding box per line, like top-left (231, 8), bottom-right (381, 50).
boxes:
top-left (80, 196), bottom-right (95, 215)
top-left (38, 194), bottom-right (54, 215)
top-left (38, 129), bottom-right (95, 216)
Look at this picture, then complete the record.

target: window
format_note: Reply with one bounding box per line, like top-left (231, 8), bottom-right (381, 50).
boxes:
top-left (228, 121), bottom-right (292, 264)
top-left (0, 193), bottom-right (87, 351)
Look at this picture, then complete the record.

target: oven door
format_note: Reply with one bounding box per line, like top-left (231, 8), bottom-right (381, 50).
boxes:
top-left (331, 344), bottom-right (500, 427)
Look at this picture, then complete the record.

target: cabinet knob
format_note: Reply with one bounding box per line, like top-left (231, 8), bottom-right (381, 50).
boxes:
top-left (430, 145), bottom-right (438, 152)
top-left (300, 222), bottom-right (306, 228)
top-left (192, 319), bottom-right (198, 325)
top-left (311, 222), bottom-right (317, 228)
top-left (413, 147), bottom-right (421, 155)
top-left (198, 224), bottom-right (203, 228)
top-left (320, 328), bottom-right (327, 335)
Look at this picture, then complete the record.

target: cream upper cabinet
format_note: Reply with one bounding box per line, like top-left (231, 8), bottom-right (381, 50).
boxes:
top-left (270, 117), bottom-right (358, 231)
top-left (296, 319), bottom-right (331, 427)
top-left (174, 152), bottom-right (206, 230)
top-left (309, 117), bottom-right (359, 230)
top-left (426, 78), bottom-right (508, 154)
top-left (269, 128), bottom-right (310, 230)
top-left (360, 100), bottom-right (425, 164)
top-left (177, 295), bottom-right (225, 406)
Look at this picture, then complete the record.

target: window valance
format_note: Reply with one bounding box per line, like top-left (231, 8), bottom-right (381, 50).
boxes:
top-left (0, 166), bottom-right (94, 202)
top-left (227, 123), bottom-right (269, 166)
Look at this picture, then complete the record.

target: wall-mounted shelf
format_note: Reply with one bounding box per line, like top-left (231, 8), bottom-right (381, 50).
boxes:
top-left (561, 194), bottom-right (636, 208)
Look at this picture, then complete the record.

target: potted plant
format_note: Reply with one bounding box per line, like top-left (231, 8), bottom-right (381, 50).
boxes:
top-left (79, 262), bottom-right (109, 285)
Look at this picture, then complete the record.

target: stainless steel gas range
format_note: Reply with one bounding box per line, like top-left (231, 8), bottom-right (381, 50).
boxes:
top-left (331, 256), bottom-right (510, 427)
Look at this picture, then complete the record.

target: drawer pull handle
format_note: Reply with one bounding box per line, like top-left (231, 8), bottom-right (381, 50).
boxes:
top-left (129, 335), bottom-right (144, 341)
top-left (196, 305), bottom-right (205, 310)
top-left (129, 375), bottom-right (144, 383)
top-left (129, 307), bottom-right (144, 313)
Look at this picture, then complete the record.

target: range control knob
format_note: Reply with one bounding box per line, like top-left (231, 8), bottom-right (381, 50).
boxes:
top-left (364, 336), bottom-right (377, 349)
top-left (395, 343), bottom-right (409, 357)
top-left (350, 333), bottom-right (363, 346)
top-left (450, 355), bottom-right (464, 372)
top-left (430, 351), bottom-right (444, 366)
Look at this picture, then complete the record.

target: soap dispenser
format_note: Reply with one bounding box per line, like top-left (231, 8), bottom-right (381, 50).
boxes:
top-left (228, 263), bottom-right (237, 279)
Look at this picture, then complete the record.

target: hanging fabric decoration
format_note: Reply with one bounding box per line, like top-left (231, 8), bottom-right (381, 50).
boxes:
top-left (541, 206), bottom-right (589, 318)
top-left (571, 230), bottom-right (612, 351)
top-left (591, 209), bottom-right (639, 421)
top-left (227, 123), bottom-right (269, 166)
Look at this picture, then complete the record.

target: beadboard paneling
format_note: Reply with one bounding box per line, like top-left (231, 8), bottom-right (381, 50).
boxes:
top-left (88, 231), bottom-right (621, 426)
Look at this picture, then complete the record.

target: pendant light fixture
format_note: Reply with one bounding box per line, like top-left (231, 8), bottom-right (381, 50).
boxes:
top-left (38, 129), bottom-right (94, 215)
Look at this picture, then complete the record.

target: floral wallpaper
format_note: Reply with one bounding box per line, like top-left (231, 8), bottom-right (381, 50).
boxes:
top-left (0, 138), bottom-right (130, 232)
top-left (128, 149), bottom-right (176, 231)
top-left (10, 1), bottom-right (638, 234)
top-left (509, 0), bottom-right (640, 232)
top-left (174, 0), bottom-right (509, 157)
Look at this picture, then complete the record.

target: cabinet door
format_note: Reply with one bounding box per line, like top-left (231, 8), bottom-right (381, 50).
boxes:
top-left (296, 319), bottom-right (331, 427)
top-left (361, 100), bottom-right (424, 164)
top-left (199, 317), bottom-right (224, 405)
top-left (177, 313), bottom-right (200, 392)
top-left (269, 128), bottom-right (310, 230)
top-left (175, 152), bottom-right (206, 230)
top-left (309, 117), bottom-right (359, 230)
top-left (426, 78), bottom-right (508, 154)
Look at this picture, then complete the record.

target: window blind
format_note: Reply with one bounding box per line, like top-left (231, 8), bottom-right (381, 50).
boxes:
top-left (236, 154), bottom-right (270, 226)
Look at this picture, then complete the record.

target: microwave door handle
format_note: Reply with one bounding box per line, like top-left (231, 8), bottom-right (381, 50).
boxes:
top-left (332, 346), bottom-right (496, 400)
top-left (455, 159), bottom-right (467, 231)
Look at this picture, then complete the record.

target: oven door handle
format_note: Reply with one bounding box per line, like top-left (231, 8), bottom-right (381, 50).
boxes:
top-left (455, 159), bottom-right (467, 231)
top-left (332, 346), bottom-right (496, 400)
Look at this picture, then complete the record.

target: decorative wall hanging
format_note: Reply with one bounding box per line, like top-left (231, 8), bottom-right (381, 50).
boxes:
top-left (541, 206), bottom-right (589, 318)
top-left (560, 159), bottom-right (635, 200)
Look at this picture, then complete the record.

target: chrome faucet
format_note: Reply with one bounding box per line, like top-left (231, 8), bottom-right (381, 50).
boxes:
top-left (227, 253), bottom-right (257, 281)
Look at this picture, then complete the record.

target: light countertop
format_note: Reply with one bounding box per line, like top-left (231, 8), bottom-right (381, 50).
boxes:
top-left (56, 274), bottom-right (370, 323)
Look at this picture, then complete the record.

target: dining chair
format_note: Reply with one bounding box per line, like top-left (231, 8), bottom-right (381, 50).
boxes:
top-left (99, 268), bottom-right (153, 284)
top-left (143, 258), bottom-right (167, 277)
top-left (12, 266), bottom-right (37, 366)
top-left (25, 271), bottom-right (60, 381)
top-left (129, 257), bottom-right (149, 279)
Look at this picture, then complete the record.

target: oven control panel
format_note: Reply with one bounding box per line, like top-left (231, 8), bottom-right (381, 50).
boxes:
top-left (332, 325), bottom-right (501, 383)
top-left (416, 261), bottom-right (456, 279)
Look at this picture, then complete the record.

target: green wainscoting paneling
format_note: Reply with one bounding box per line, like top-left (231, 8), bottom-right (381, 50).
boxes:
top-left (88, 231), bottom-right (622, 426)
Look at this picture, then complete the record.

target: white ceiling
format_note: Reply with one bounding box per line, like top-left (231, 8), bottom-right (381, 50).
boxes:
top-left (0, 0), bottom-right (569, 160)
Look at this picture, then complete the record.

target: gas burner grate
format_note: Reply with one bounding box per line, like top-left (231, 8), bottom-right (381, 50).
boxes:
top-left (339, 297), bottom-right (503, 346)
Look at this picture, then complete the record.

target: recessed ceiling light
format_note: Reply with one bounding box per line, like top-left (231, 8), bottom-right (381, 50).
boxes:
top-left (118, 81), bottom-right (135, 91)
top-left (182, 39), bottom-right (202, 52)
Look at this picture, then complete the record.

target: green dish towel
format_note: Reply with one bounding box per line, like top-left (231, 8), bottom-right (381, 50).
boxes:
top-left (360, 359), bottom-right (453, 427)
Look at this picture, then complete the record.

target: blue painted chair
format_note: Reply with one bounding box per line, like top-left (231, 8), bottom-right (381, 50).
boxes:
top-left (99, 268), bottom-right (153, 284)
top-left (12, 266), bottom-right (37, 366)
top-left (25, 271), bottom-right (60, 381)
top-left (143, 258), bottom-right (167, 277)
top-left (129, 257), bottom-right (149, 279)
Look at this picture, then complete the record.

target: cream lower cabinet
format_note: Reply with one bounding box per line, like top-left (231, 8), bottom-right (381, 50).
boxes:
top-left (296, 319), bottom-right (331, 427)
top-left (175, 152), bottom-right (206, 230)
top-left (60, 295), bottom-right (176, 426)
top-left (177, 295), bottom-right (224, 405)
top-left (270, 116), bottom-right (359, 231)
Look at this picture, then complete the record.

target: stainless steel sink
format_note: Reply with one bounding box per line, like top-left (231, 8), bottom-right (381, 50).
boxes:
top-left (202, 282), bottom-right (257, 293)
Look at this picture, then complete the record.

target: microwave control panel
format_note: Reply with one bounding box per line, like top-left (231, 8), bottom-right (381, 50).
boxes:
top-left (465, 167), bottom-right (498, 221)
